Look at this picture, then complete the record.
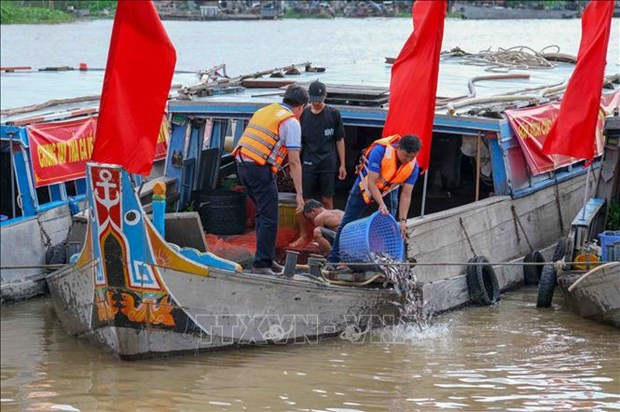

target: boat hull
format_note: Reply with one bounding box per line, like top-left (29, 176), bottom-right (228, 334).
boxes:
top-left (558, 263), bottom-right (620, 328)
top-left (48, 263), bottom-right (399, 359)
top-left (1, 205), bottom-right (72, 304)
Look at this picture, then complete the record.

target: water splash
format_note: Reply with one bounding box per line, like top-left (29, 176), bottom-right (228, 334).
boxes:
top-left (372, 253), bottom-right (433, 330)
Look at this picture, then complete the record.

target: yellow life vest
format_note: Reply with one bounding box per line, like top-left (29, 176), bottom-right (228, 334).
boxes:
top-left (358, 135), bottom-right (417, 204)
top-left (233, 103), bottom-right (295, 173)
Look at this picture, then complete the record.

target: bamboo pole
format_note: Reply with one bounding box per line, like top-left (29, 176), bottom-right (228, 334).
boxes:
top-left (475, 131), bottom-right (481, 201)
top-left (9, 132), bottom-right (16, 219)
top-left (420, 170), bottom-right (429, 218)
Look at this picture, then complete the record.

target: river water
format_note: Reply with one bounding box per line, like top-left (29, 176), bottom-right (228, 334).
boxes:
top-left (1, 17), bottom-right (620, 411)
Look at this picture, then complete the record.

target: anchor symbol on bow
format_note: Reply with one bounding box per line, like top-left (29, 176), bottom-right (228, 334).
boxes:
top-left (95, 169), bottom-right (120, 210)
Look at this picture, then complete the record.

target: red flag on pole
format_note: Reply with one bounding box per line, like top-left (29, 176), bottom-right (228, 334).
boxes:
top-left (382, 0), bottom-right (447, 171)
top-left (541, 0), bottom-right (614, 161)
top-left (92, 0), bottom-right (176, 176)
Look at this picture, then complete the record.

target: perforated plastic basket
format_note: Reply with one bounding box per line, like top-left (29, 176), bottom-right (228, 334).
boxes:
top-left (339, 211), bottom-right (404, 264)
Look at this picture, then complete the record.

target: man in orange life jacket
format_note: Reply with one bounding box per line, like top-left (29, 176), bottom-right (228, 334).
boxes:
top-left (234, 85), bottom-right (309, 275)
top-left (327, 134), bottom-right (421, 264)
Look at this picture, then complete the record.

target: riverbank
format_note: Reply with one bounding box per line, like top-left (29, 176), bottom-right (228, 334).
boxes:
top-left (0, 1), bottom-right (115, 25)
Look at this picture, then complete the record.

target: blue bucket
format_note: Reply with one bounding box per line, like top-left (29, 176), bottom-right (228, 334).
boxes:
top-left (599, 230), bottom-right (620, 261)
top-left (339, 211), bottom-right (404, 264)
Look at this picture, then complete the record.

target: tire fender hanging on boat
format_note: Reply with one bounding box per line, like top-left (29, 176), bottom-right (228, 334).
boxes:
top-left (466, 255), bottom-right (501, 306)
top-left (523, 250), bottom-right (545, 285)
top-left (536, 238), bottom-right (567, 308)
top-left (45, 244), bottom-right (67, 266)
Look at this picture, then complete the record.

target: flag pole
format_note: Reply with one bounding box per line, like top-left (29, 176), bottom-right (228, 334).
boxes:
top-left (420, 170), bottom-right (429, 218)
top-left (581, 163), bottom-right (592, 221)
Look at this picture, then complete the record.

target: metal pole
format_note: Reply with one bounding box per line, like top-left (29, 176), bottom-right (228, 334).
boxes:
top-left (581, 163), bottom-right (591, 220)
top-left (475, 131), bottom-right (481, 201)
top-left (8, 132), bottom-right (16, 218)
top-left (420, 170), bottom-right (429, 218)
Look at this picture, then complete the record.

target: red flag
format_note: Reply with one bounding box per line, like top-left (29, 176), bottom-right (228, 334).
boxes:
top-left (92, 0), bottom-right (176, 175)
top-left (382, 0), bottom-right (447, 171)
top-left (541, 0), bottom-right (614, 161)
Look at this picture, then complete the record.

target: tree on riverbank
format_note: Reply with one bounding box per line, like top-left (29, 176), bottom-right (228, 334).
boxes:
top-left (1, 0), bottom-right (117, 24)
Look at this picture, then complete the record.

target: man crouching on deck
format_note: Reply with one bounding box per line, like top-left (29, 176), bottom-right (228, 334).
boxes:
top-left (327, 134), bottom-right (421, 264)
top-left (233, 85), bottom-right (309, 275)
top-left (303, 199), bottom-right (344, 257)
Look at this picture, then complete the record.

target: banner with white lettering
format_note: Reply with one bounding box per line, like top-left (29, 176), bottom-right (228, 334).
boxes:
top-left (505, 99), bottom-right (607, 175)
top-left (28, 115), bottom-right (168, 187)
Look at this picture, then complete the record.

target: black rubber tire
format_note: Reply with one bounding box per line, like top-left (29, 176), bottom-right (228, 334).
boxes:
top-left (536, 265), bottom-right (557, 307)
top-left (466, 255), bottom-right (501, 306)
top-left (523, 250), bottom-right (545, 286)
top-left (45, 244), bottom-right (67, 266)
top-left (552, 238), bottom-right (567, 262)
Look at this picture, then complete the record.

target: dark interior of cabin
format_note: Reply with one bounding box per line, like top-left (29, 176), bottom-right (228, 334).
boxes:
top-left (331, 126), bottom-right (494, 217)
top-left (0, 144), bottom-right (22, 219)
top-left (183, 120), bottom-right (495, 266)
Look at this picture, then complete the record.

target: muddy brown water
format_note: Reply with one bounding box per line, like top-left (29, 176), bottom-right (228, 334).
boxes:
top-left (1, 288), bottom-right (618, 411)
top-left (2, 17), bottom-right (620, 411)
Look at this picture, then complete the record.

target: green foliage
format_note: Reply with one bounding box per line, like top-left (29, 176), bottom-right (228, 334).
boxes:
top-left (607, 200), bottom-right (620, 231)
top-left (1, 1), bottom-right (73, 24)
top-left (1, 0), bottom-right (117, 24)
top-left (282, 10), bottom-right (333, 19)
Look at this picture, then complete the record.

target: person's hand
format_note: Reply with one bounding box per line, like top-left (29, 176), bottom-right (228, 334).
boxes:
top-left (378, 203), bottom-right (389, 215)
top-left (399, 220), bottom-right (407, 239)
top-left (295, 193), bottom-right (305, 214)
top-left (338, 165), bottom-right (347, 180)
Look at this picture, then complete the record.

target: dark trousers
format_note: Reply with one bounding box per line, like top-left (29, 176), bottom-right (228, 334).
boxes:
top-left (236, 162), bottom-right (278, 268)
top-left (327, 183), bottom-right (399, 263)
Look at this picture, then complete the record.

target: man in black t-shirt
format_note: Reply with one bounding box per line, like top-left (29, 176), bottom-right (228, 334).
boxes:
top-left (300, 80), bottom-right (346, 210)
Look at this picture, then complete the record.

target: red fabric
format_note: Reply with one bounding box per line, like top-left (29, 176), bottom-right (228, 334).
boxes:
top-left (541, 0), bottom-right (614, 161)
top-left (92, 0), bottom-right (176, 175)
top-left (382, 0), bottom-right (447, 171)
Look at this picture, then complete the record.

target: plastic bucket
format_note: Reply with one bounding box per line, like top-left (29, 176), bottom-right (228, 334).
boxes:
top-left (599, 230), bottom-right (620, 261)
top-left (193, 190), bottom-right (246, 235)
top-left (339, 211), bottom-right (403, 265)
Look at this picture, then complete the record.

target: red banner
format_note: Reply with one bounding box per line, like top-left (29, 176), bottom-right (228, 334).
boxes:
top-left (28, 115), bottom-right (169, 187)
top-left (505, 96), bottom-right (612, 175)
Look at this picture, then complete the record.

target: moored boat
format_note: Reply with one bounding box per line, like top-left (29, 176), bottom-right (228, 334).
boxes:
top-left (47, 163), bottom-right (400, 359)
top-left (0, 108), bottom-right (172, 303)
top-left (557, 263), bottom-right (620, 327)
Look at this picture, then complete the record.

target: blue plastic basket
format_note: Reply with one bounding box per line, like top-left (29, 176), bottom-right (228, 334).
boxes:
top-left (599, 230), bottom-right (620, 261)
top-left (339, 211), bottom-right (404, 264)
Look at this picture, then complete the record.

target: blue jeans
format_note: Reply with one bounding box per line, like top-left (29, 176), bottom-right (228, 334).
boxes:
top-left (327, 184), bottom-right (399, 263)
top-left (236, 162), bottom-right (278, 268)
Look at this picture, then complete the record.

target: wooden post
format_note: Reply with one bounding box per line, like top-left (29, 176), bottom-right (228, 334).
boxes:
top-left (475, 131), bottom-right (481, 201)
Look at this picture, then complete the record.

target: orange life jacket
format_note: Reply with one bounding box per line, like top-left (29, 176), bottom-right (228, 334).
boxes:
top-left (233, 103), bottom-right (295, 173)
top-left (358, 135), bottom-right (417, 204)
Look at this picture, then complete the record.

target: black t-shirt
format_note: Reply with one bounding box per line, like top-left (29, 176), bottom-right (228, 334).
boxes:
top-left (300, 105), bottom-right (345, 173)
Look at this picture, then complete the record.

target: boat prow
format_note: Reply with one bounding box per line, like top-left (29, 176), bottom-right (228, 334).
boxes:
top-left (558, 262), bottom-right (620, 328)
top-left (47, 163), bottom-right (399, 359)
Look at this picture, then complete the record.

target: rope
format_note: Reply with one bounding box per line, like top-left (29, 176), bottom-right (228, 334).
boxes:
top-left (327, 261), bottom-right (604, 268)
top-left (36, 214), bottom-right (52, 248)
top-left (511, 205), bottom-right (533, 251)
top-left (0, 260), bottom-right (605, 271)
top-left (455, 45), bottom-right (558, 72)
top-left (459, 217), bottom-right (477, 257)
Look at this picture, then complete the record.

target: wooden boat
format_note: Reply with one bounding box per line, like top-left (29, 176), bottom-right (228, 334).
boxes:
top-left (0, 108), bottom-right (172, 304)
top-left (454, 2), bottom-right (580, 20)
top-left (47, 163), bottom-right (399, 359)
top-left (557, 263), bottom-right (620, 327)
top-left (46, 57), bottom-right (620, 358)
top-left (550, 116), bottom-right (620, 327)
